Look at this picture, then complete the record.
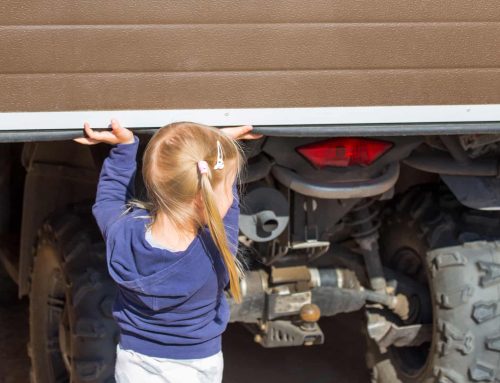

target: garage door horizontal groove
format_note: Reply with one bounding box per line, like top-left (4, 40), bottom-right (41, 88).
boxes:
top-left (4, 68), bottom-right (500, 76)
top-left (3, 22), bottom-right (500, 28)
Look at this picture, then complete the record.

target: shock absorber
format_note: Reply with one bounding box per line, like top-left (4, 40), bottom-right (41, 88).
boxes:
top-left (347, 198), bottom-right (387, 293)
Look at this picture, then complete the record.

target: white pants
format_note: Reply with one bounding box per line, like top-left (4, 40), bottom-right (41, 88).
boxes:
top-left (115, 345), bottom-right (224, 383)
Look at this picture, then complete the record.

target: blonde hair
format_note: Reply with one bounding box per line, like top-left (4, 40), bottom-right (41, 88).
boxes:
top-left (128, 122), bottom-right (245, 303)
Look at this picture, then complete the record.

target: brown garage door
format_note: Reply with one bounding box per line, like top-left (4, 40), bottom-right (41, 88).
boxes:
top-left (1, 0), bottom-right (500, 112)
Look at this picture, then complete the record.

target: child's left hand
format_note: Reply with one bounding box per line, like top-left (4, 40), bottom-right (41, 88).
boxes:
top-left (220, 125), bottom-right (263, 140)
top-left (73, 119), bottom-right (135, 145)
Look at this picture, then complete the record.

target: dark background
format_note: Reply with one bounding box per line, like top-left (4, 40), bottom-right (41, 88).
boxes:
top-left (1, 298), bottom-right (369, 383)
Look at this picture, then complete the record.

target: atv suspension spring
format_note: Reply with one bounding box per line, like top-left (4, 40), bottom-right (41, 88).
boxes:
top-left (346, 198), bottom-right (387, 293)
top-left (347, 198), bottom-right (381, 241)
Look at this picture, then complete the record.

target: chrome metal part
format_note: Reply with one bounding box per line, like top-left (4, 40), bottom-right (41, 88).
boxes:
top-left (239, 187), bottom-right (289, 242)
top-left (253, 320), bottom-right (324, 348)
top-left (367, 313), bottom-right (432, 351)
top-left (271, 162), bottom-right (399, 199)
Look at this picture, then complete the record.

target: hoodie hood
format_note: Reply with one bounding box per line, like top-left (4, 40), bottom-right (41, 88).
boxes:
top-left (105, 208), bottom-right (228, 305)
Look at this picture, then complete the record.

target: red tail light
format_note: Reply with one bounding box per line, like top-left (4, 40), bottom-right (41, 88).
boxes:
top-left (297, 138), bottom-right (392, 168)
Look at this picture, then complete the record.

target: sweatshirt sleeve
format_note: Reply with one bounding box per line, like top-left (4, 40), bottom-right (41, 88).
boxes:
top-left (223, 179), bottom-right (240, 256)
top-left (92, 135), bottom-right (140, 240)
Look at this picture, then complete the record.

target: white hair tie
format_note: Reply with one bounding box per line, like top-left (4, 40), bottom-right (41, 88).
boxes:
top-left (213, 140), bottom-right (225, 170)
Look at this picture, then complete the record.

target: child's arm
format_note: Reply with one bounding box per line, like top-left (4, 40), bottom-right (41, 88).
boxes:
top-left (74, 120), bottom-right (138, 239)
top-left (92, 137), bottom-right (139, 239)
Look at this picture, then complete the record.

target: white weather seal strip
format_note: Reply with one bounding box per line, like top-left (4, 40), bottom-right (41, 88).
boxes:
top-left (1, 105), bottom-right (500, 142)
top-left (1, 104), bottom-right (500, 132)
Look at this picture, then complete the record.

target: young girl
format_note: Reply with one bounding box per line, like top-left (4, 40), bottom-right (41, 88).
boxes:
top-left (74, 119), bottom-right (262, 383)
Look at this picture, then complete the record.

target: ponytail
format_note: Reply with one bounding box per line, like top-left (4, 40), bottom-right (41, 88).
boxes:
top-left (137, 121), bottom-right (245, 302)
top-left (199, 172), bottom-right (243, 304)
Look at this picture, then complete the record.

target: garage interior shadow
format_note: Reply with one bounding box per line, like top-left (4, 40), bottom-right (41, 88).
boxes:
top-left (0, 298), bottom-right (369, 383)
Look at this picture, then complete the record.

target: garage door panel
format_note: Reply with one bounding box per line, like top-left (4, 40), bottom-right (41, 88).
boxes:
top-left (2, 24), bottom-right (500, 74)
top-left (2, 0), bottom-right (500, 25)
top-left (2, 70), bottom-right (500, 112)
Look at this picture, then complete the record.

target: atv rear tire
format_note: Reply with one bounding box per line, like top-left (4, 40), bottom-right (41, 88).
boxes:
top-left (29, 206), bottom-right (118, 383)
top-left (369, 187), bottom-right (500, 383)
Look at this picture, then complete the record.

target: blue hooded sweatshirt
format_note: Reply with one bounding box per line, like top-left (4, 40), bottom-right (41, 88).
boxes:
top-left (92, 135), bottom-right (239, 359)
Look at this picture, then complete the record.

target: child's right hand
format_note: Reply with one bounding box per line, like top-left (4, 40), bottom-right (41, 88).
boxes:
top-left (73, 119), bottom-right (135, 145)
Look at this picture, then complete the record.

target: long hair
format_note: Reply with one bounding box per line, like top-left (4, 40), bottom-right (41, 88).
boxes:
top-left (128, 122), bottom-right (244, 303)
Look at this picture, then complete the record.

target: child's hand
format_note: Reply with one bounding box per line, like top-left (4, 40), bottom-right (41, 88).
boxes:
top-left (73, 119), bottom-right (135, 145)
top-left (220, 125), bottom-right (263, 140)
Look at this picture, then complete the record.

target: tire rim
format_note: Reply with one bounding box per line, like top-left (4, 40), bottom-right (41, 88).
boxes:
top-left (387, 246), bottom-right (434, 379)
